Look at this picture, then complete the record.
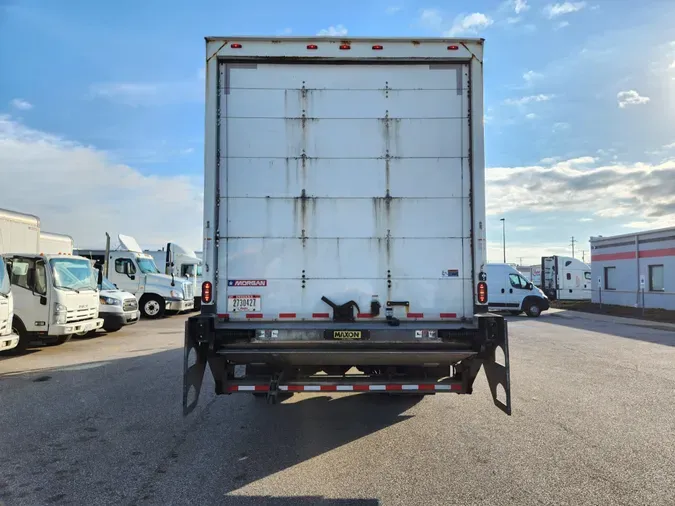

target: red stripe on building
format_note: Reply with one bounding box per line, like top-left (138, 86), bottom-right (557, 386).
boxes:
top-left (312, 313), bottom-right (330, 318)
top-left (639, 247), bottom-right (675, 258)
top-left (278, 313), bottom-right (296, 318)
top-left (591, 251), bottom-right (636, 262)
top-left (246, 313), bottom-right (263, 319)
top-left (440, 313), bottom-right (457, 318)
top-left (406, 313), bottom-right (424, 318)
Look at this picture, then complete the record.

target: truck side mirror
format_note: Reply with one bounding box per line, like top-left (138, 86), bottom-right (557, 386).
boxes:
top-left (123, 262), bottom-right (135, 280)
top-left (528, 282), bottom-right (533, 290)
top-left (97, 269), bottom-right (103, 286)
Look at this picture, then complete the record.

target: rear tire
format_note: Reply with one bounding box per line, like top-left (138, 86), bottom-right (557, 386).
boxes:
top-left (140, 295), bottom-right (165, 319)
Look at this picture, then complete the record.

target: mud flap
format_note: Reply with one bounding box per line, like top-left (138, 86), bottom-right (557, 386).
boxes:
top-left (482, 319), bottom-right (512, 415)
top-left (183, 323), bottom-right (207, 416)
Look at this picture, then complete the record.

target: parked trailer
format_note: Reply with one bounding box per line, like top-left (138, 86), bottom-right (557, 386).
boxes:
top-left (183, 36), bottom-right (511, 415)
top-left (1, 208), bottom-right (103, 352)
top-left (146, 243), bottom-right (202, 309)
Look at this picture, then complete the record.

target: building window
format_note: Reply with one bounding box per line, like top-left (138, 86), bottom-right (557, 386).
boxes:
top-left (604, 266), bottom-right (616, 290)
top-left (649, 265), bottom-right (664, 291)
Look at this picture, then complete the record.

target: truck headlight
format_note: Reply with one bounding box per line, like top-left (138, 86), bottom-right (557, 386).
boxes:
top-left (100, 296), bottom-right (121, 306)
top-left (170, 290), bottom-right (183, 300)
top-left (54, 303), bottom-right (67, 324)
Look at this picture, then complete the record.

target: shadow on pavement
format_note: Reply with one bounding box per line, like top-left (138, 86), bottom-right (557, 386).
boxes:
top-left (545, 313), bottom-right (675, 347)
top-left (0, 348), bottom-right (420, 505)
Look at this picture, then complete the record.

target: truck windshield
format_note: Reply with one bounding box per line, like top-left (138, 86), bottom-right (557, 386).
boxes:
top-left (100, 277), bottom-right (118, 291)
top-left (0, 256), bottom-right (10, 296)
top-left (50, 258), bottom-right (97, 291)
top-left (136, 258), bottom-right (160, 274)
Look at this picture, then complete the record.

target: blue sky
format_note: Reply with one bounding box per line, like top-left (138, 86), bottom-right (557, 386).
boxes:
top-left (1, 0), bottom-right (674, 261)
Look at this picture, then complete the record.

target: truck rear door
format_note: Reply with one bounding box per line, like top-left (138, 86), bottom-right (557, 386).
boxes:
top-left (215, 58), bottom-right (473, 322)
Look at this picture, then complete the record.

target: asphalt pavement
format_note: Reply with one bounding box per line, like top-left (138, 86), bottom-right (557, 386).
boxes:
top-left (0, 311), bottom-right (674, 506)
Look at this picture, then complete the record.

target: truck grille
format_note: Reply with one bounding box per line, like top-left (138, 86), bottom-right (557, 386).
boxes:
top-left (123, 298), bottom-right (138, 312)
top-left (184, 283), bottom-right (194, 300)
top-left (66, 307), bottom-right (98, 323)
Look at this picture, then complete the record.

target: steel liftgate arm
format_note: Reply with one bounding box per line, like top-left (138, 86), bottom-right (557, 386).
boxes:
top-left (479, 316), bottom-right (512, 415)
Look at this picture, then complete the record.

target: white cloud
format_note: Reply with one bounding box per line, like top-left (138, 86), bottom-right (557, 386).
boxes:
top-left (317, 24), bottom-right (348, 36)
top-left (556, 20), bottom-right (570, 29)
top-left (90, 71), bottom-right (204, 106)
top-left (579, 218), bottom-right (593, 222)
top-left (663, 142), bottom-right (675, 150)
top-left (513, 0), bottom-right (530, 14)
top-left (523, 70), bottom-right (543, 84)
top-left (552, 122), bottom-right (570, 132)
top-left (444, 13), bottom-right (493, 36)
top-left (0, 115), bottom-right (203, 250)
top-left (385, 5), bottom-right (402, 14)
top-left (504, 94), bottom-right (555, 105)
top-left (9, 98), bottom-right (32, 110)
top-left (544, 2), bottom-right (586, 19)
top-left (669, 60), bottom-right (675, 70)
top-left (617, 90), bottom-right (650, 108)
top-left (525, 113), bottom-right (537, 120)
top-left (277, 27), bottom-right (293, 35)
top-left (515, 225), bottom-right (535, 231)
top-left (419, 8), bottom-right (444, 30)
top-left (486, 157), bottom-right (675, 228)
top-left (505, 16), bottom-right (521, 24)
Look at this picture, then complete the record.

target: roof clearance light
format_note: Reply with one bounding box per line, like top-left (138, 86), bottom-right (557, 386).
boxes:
top-left (447, 45), bottom-right (459, 51)
top-left (230, 43), bottom-right (242, 49)
top-left (307, 44), bottom-right (318, 50)
top-left (339, 44), bottom-right (351, 50)
top-left (372, 45), bottom-right (384, 50)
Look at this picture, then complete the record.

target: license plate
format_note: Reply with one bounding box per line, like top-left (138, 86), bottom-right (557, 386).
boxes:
top-left (227, 295), bottom-right (261, 313)
top-left (326, 330), bottom-right (368, 340)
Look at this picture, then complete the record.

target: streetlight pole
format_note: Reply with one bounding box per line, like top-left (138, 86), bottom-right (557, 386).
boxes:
top-left (500, 218), bottom-right (506, 263)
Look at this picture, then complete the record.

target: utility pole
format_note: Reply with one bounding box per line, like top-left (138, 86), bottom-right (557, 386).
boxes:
top-left (581, 250), bottom-right (586, 263)
top-left (571, 236), bottom-right (576, 258)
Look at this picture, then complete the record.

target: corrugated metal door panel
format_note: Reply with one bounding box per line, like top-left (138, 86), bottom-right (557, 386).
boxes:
top-left (217, 62), bottom-right (472, 319)
top-left (227, 238), bottom-right (467, 280)
top-left (225, 158), bottom-right (466, 199)
top-left (226, 197), bottom-right (469, 239)
top-left (221, 277), bottom-right (471, 320)
top-left (224, 117), bottom-right (465, 159)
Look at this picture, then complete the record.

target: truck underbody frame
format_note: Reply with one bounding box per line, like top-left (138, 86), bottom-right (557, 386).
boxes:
top-left (183, 313), bottom-right (511, 415)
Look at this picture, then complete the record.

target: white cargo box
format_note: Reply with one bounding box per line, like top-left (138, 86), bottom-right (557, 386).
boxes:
top-left (201, 37), bottom-right (487, 323)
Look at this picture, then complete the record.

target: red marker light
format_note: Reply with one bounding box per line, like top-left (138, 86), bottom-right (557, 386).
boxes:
top-left (307, 44), bottom-right (318, 50)
top-left (447, 45), bottom-right (459, 51)
top-left (477, 282), bottom-right (488, 304)
top-left (230, 43), bottom-right (242, 49)
top-left (339, 44), bottom-right (351, 50)
top-left (202, 281), bottom-right (212, 304)
top-left (372, 45), bottom-right (384, 50)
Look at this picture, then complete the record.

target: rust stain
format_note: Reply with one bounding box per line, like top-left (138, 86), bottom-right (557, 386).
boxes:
top-left (411, 40), bottom-right (421, 46)
top-left (271, 39), bottom-right (282, 44)
top-left (295, 189), bottom-right (316, 246)
top-left (284, 157), bottom-right (291, 193)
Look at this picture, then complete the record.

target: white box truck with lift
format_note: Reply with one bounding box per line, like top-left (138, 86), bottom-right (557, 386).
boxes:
top-left (184, 36), bottom-right (511, 415)
top-left (146, 243), bottom-right (203, 310)
top-left (76, 234), bottom-right (194, 319)
top-left (0, 208), bottom-right (103, 352)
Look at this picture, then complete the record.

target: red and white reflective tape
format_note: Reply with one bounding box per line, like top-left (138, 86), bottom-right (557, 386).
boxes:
top-left (226, 384), bottom-right (460, 393)
top-left (221, 312), bottom-right (459, 320)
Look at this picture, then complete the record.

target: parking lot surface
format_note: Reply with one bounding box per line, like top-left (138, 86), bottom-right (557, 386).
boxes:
top-left (1, 312), bottom-right (674, 506)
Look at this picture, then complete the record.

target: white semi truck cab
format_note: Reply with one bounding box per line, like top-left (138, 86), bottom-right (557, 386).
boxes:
top-left (76, 235), bottom-right (194, 319)
top-left (146, 243), bottom-right (203, 310)
top-left (4, 253), bottom-right (103, 351)
top-left (0, 255), bottom-right (20, 352)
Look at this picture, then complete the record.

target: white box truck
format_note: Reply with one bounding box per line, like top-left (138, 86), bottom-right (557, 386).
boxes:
top-left (39, 231), bottom-right (74, 256)
top-left (76, 234), bottom-right (194, 319)
top-left (0, 254), bottom-right (19, 352)
top-left (541, 255), bottom-right (592, 301)
top-left (184, 36), bottom-right (510, 415)
top-left (0, 209), bottom-right (103, 352)
top-left (146, 243), bottom-right (202, 309)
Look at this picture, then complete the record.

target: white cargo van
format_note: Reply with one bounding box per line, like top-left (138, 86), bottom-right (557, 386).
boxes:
top-left (183, 36), bottom-right (512, 416)
top-left (541, 255), bottom-right (592, 301)
top-left (76, 234), bottom-right (194, 319)
top-left (488, 264), bottom-right (549, 317)
top-left (1, 209), bottom-right (103, 351)
top-left (146, 243), bottom-right (202, 309)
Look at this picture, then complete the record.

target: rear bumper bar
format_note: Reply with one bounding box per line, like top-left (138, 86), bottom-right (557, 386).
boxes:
top-left (183, 313), bottom-right (511, 416)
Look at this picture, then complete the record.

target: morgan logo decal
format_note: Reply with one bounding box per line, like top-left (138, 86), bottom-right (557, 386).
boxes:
top-left (228, 280), bottom-right (267, 287)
